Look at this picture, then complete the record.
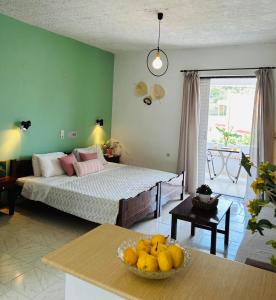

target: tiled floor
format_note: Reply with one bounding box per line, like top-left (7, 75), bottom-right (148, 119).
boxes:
top-left (205, 174), bottom-right (246, 198)
top-left (0, 191), bottom-right (248, 299)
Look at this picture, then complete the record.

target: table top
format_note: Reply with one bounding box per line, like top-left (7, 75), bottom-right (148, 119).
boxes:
top-left (43, 224), bottom-right (276, 300)
top-left (208, 147), bottom-right (240, 153)
top-left (169, 195), bottom-right (232, 226)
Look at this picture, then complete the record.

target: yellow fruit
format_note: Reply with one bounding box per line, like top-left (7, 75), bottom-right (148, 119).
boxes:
top-left (151, 234), bottom-right (167, 245)
top-left (123, 247), bottom-right (138, 266)
top-left (157, 251), bottom-right (173, 272)
top-left (136, 239), bottom-right (151, 255)
top-left (150, 243), bottom-right (159, 257)
top-left (138, 250), bottom-right (148, 258)
top-left (150, 242), bottom-right (168, 257)
top-left (137, 253), bottom-right (159, 272)
top-left (144, 254), bottom-right (159, 272)
top-left (168, 244), bottom-right (184, 268)
top-left (137, 253), bottom-right (147, 270)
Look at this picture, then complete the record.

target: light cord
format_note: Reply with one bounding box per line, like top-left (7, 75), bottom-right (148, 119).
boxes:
top-left (157, 19), bottom-right (160, 51)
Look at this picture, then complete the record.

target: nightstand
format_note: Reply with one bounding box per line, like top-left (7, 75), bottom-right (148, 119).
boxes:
top-left (104, 154), bottom-right (121, 163)
top-left (0, 176), bottom-right (16, 215)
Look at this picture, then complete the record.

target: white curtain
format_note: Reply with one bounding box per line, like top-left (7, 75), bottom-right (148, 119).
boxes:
top-left (198, 79), bottom-right (211, 185)
top-left (177, 71), bottom-right (200, 195)
top-left (245, 68), bottom-right (274, 201)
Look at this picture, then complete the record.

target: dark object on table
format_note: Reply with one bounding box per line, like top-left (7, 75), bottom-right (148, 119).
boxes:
top-left (104, 154), bottom-right (120, 163)
top-left (0, 176), bottom-right (16, 215)
top-left (192, 195), bottom-right (219, 211)
top-left (196, 184), bottom-right (212, 195)
top-left (170, 194), bottom-right (232, 255)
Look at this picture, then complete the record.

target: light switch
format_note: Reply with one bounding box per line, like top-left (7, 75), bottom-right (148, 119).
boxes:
top-left (60, 130), bottom-right (65, 139)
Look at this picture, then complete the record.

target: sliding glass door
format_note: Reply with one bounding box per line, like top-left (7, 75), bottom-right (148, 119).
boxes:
top-left (198, 77), bottom-right (256, 198)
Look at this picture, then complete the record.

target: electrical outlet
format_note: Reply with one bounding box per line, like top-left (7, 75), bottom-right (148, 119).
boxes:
top-left (68, 131), bottom-right (77, 139)
top-left (60, 130), bottom-right (64, 139)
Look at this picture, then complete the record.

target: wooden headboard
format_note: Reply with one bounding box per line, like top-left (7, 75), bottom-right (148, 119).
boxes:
top-left (10, 159), bottom-right (33, 179)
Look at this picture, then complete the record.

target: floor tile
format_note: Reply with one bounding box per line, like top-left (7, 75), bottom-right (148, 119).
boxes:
top-left (9, 268), bottom-right (59, 299)
top-left (0, 232), bottom-right (32, 253)
top-left (0, 283), bottom-right (9, 296)
top-left (1, 290), bottom-right (29, 300)
top-left (9, 241), bottom-right (52, 264)
top-left (0, 254), bottom-right (33, 284)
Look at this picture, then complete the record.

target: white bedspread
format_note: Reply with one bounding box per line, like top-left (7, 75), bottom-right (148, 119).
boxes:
top-left (18, 163), bottom-right (176, 224)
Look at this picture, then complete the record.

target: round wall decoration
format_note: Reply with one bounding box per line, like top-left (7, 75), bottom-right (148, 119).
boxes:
top-left (135, 81), bottom-right (148, 97)
top-left (151, 84), bottom-right (165, 100)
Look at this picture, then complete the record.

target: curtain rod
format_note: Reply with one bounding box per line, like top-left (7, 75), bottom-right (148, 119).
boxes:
top-left (200, 75), bottom-right (256, 79)
top-left (180, 67), bottom-right (275, 73)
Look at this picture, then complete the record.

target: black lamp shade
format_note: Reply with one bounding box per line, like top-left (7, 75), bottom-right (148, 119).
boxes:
top-left (21, 120), bottom-right (31, 131)
top-left (96, 119), bottom-right (103, 126)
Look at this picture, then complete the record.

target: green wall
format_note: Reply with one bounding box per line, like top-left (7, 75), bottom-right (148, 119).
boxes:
top-left (0, 14), bottom-right (114, 161)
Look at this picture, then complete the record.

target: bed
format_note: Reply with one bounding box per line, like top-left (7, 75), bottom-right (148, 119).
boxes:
top-left (10, 159), bottom-right (184, 228)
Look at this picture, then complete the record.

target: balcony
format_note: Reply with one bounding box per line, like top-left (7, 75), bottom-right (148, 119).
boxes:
top-left (204, 143), bottom-right (249, 198)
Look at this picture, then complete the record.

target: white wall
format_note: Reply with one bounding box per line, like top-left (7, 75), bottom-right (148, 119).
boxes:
top-left (112, 43), bottom-right (276, 172)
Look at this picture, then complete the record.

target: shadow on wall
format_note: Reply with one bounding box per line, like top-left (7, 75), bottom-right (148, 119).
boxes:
top-left (0, 128), bottom-right (22, 161)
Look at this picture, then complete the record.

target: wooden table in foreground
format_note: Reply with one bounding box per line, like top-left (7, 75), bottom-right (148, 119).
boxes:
top-left (43, 224), bottom-right (276, 300)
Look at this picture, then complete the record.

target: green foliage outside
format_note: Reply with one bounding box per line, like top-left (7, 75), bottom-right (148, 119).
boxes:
top-left (210, 86), bottom-right (255, 104)
top-left (209, 85), bottom-right (254, 146)
top-left (215, 128), bottom-right (251, 146)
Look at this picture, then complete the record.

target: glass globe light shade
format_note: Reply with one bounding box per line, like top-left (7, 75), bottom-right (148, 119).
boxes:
top-left (152, 52), bottom-right (163, 69)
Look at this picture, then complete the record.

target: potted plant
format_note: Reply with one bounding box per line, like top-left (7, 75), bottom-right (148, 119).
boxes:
top-left (102, 139), bottom-right (122, 157)
top-left (196, 184), bottom-right (213, 203)
top-left (216, 126), bottom-right (240, 147)
top-left (241, 153), bottom-right (276, 266)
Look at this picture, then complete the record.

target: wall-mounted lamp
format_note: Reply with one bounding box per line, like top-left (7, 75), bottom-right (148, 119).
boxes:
top-left (20, 120), bottom-right (32, 131)
top-left (96, 119), bottom-right (103, 126)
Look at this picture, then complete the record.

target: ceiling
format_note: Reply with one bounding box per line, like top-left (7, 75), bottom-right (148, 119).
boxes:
top-left (1, 0), bottom-right (276, 53)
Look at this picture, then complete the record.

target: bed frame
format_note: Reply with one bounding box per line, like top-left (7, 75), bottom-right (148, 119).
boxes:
top-left (10, 159), bottom-right (184, 228)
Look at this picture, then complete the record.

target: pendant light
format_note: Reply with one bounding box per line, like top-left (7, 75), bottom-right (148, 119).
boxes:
top-left (147, 12), bottom-right (168, 77)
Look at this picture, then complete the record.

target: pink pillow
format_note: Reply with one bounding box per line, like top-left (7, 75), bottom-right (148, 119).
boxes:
top-left (73, 159), bottom-right (104, 177)
top-left (79, 152), bottom-right (98, 161)
top-left (58, 153), bottom-right (77, 176)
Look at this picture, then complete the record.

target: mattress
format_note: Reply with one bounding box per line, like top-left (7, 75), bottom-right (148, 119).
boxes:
top-left (17, 163), bottom-right (176, 224)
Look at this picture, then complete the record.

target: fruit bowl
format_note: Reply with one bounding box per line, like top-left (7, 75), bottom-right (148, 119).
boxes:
top-left (117, 236), bottom-right (191, 280)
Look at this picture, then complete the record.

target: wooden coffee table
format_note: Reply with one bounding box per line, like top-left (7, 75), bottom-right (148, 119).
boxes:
top-left (169, 195), bottom-right (232, 255)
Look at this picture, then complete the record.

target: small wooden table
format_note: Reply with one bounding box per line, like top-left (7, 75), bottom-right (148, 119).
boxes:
top-left (169, 195), bottom-right (231, 255)
top-left (43, 224), bottom-right (276, 300)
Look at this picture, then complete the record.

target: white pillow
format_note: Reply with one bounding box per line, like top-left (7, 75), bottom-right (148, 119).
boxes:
top-left (35, 152), bottom-right (65, 177)
top-left (32, 155), bottom-right (42, 177)
top-left (73, 145), bottom-right (107, 165)
top-left (32, 152), bottom-right (65, 177)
